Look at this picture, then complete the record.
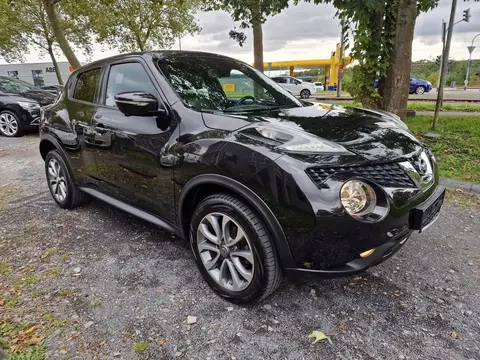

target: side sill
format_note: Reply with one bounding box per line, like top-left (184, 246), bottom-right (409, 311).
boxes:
top-left (79, 187), bottom-right (183, 238)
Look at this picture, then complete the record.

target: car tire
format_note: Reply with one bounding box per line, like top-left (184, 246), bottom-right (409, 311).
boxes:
top-left (45, 150), bottom-right (90, 209)
top-left (0, 110), bottom-right (23, 137)
top-left (300, 89), bottom-right (311, 99)
top-left (190, 193), bottom-right (283, 304)
top-left (415, 86), bottom-right (426, 95)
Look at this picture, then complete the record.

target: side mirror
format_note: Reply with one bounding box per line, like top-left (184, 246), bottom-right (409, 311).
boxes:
top-left (294, 80), bottom-right (301, 85)
top-left (114, 91), bottom-right (167, 117)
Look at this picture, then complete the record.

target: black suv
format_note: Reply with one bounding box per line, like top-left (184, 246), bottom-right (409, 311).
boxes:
top-left (40, 51), bottom-right (445, 303)
top-left (0, 76), bottom-right (56, 137)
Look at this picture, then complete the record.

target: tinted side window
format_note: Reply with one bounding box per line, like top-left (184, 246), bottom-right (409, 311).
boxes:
top-left (105, 62), bottom-right (157, 107)
top-left (74, 68), bottom-right (100, 103)
top-left (273, 77), bottom-right (287, 84)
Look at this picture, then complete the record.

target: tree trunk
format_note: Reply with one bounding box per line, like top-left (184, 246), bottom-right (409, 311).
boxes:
top-left (252, 20), bottom-right (264, 72)
top-left (47, 45), bottom-right (63, 85)
top-left (42, 0), bottom-right (81, 70)
top-left (382, 0), bottom-right (417, 119)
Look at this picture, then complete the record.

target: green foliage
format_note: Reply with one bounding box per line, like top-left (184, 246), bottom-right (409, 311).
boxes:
top-left (412, 59), bottom-right (480, 87)
top-left (83, 0), bottom-right (201, 52)
top-left (0, 0), bottom-right (91, 63)
top-left (303, 0), bottom-right (438, 108)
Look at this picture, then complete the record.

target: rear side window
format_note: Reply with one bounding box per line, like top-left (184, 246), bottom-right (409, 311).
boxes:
top-left (73, 68), bottom-right (100, 103)
top-left (273, 77), bottom-right (287, 84)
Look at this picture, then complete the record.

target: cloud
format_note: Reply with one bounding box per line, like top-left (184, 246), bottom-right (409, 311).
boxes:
top-left (4, 0), bottom-right (478, 65)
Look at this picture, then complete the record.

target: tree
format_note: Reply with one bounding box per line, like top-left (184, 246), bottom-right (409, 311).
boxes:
top-left (83, 0), bottom-right (200, 53)
top-left (1, 0), bottom-right (90, 72)
top-left (205, 0), bottom-right (290, 72)
top-left (304, 0), bottom-right (438, 119)
top-left (40, 0), bottom-right (82, 69)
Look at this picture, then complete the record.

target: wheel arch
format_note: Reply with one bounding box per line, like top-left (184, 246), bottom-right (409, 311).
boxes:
top-left (39, 134), bottom-right (75, 179)
top-left (178, 174), bottom-right (297, 269)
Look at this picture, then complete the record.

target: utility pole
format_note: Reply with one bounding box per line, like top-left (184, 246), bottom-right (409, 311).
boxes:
top-left (179, 37), bottom-right (182, 50)
top-left (464, 34), bottom-right (479, 90)
top-left (437, 21), bottom-right (446, 92)
top-left (336, 31), bottom-right (344, 98)
top-left (433, 0), bottom-right (457, 130)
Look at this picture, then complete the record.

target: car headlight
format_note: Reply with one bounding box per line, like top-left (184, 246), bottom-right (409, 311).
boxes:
top-left (18, 101), bottom-right (40, 112)
top-left (340, 180), bottom-right (377, 216)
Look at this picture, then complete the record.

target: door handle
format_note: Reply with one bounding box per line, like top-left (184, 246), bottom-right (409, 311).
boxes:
top-left (95, 123), bottom-right (107, 135)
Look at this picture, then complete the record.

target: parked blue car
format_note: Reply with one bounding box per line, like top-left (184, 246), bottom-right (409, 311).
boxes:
top-left (375, 76), bottom-right (432, 95)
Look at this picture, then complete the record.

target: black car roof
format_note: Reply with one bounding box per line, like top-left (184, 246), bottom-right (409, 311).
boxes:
top-left (74, 50), bottom-right (240, 73)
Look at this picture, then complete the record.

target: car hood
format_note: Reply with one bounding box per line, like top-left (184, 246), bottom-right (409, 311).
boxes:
top-left (233, 104), bottom-right (422, 162)
top-left (3, 90), bottom-right (56, 106)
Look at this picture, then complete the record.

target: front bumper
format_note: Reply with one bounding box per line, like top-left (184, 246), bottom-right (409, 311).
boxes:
top-left (283, 184), bottom-right (445, 279)
top-left (285, 233), bottom-right (411, 279)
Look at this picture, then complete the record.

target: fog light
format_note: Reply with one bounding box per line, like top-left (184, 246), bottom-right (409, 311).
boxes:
top-left (360, 249), bottom-right (375, 258)
top-left (340, 180), bottom-right (377, 216)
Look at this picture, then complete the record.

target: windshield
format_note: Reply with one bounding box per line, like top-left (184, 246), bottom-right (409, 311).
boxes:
top-left (157, 55), bottom-right (303, 113)
top-left (0, 76), bottom-right (38, 94)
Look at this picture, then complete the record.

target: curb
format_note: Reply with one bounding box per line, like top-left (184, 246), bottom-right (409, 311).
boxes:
top-left (440, 177), bottom-right (480, 195)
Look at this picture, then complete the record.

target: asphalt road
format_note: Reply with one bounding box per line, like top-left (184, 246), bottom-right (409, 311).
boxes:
top-left (1, 135), bottom-right (479, 360)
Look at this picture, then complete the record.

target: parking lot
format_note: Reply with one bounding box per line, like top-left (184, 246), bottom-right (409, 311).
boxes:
top-left (1, 135), bottom-right (479, 360)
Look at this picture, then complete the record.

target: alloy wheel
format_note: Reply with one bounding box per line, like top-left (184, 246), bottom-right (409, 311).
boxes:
top-left (47, 158), bottom-right (68, 203)
top-left (416, 86), bottom-right (425, 95)
top-left (0, 113), bottom-right (19, 136)
top-left (300, 89), bottom-right (310, 99)
top-left (196, 212), bottom-right (255, 292)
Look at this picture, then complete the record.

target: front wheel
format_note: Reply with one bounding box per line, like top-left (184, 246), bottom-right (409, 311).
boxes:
top-left (415, 86), bottom-right (426, 95)
top-left (300, 89), bottom-right (311, 99)
top-left (190, 194), bottom-right (283, 303)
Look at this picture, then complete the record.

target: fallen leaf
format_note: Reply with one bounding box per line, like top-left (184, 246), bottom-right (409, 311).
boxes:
top-left (339, 323), bottom-right (345, 330)
top-left (25, 336), bottom-right (43, 345)
top-left (450, 331), bottom-right (458, 340)
top-left (159, 338), bottom-right (167, 346)
top-left (20, 325), bottom-right (39, 337)
top-left (0, 300), bottom-right (4, 306)
top-left (308, 330), bottom-right (329, 344)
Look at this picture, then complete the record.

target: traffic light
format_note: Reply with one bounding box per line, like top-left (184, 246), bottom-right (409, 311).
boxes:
top-left (435, 55), bottom-right (442, 66)
top-left (463, 8), bottom-right (471, 22)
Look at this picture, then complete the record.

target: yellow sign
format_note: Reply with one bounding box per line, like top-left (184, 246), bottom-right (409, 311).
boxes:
top-left (222, 83), bottom-right (235, 92)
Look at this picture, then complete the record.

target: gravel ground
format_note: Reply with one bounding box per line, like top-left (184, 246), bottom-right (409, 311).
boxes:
top-left (0, 135), bottom-right (479, 360)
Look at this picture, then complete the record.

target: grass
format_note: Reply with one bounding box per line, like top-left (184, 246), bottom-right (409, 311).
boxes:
top-left (446, 189), bottom-right (480, 209)
top-left (407, 116), bottom-right (480, 183)
top-left (0, 262), bottom-right (10, 275)
top-left (133, 341), bottom-right (149, 353)
top-left (59, 289), bottom-right (73, 297)
top-left (24, 276), bottom-right (41, 285)
top-left (41, 247), bottom-right (59, 259)
top-left (0, 322), bottom-right (47, 360)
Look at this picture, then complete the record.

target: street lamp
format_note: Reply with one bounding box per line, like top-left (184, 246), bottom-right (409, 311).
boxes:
top-left (464, 33), bottom-right (479, 90)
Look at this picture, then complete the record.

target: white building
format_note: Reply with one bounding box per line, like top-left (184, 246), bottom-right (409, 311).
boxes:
top-left (0, 61), bottom-right (74, 87)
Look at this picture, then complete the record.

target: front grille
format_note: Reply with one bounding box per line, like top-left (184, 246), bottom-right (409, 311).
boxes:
top-left (306, 163), bottom-right (415, 188)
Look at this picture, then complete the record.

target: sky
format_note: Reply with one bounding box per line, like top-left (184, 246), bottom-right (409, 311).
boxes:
top-left (3, 0), bottom-right (480, 65)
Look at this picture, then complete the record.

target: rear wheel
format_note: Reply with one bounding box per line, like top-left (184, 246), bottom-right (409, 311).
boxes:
top-left (190, 194), bottom-right (282, 303)
top-left (45, 150), bottom-right (90, 209)
top-left (300, 89), bottom-right (311, 99)
top-left (415, 86), bottom-right (426, 95)
top-left (0, 110), bottom-right (23, 137)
